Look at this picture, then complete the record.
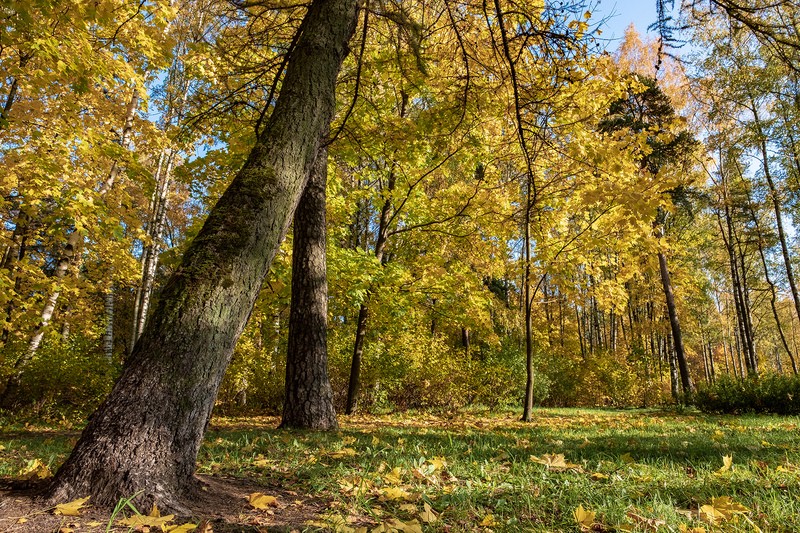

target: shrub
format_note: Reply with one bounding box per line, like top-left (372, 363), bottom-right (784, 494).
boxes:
top-left (695, 373), bottom-right (800, 415)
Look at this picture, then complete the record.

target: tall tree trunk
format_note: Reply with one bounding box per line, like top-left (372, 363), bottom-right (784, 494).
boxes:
top-left (280, 148), bottom-right (337, 430)
top-left (658, 249), bottom-right (693, 399)
top-left (103, 289), bottom-right (114, 361)
top-left (749, 201), bottom-right (798, 374)
top-left (344, 145), bottom-right (401, 414)
top-left (752, 105), bottom-right (800, 340)
top-left (46, 0), bottom-right (358, 508)
top-left (131, 150), bottom-right (177, 349)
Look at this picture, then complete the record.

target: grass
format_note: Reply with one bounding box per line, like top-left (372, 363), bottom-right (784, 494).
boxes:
top-left (1, 407), bottom-right (799, 531)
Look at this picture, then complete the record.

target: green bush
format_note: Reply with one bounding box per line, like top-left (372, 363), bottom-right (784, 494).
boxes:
top-left (695, 373), bottom-right (800, 415)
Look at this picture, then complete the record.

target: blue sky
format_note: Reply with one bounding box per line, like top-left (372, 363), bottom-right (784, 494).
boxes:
top-left (592, 0), bottom-right (660, 44)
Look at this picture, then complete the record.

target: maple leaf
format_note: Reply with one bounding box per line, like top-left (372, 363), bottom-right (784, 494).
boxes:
top-left (700, 496), bottom-right (749, 524)
top-left (479, 514), bottom-right (496, 527)
top-left (427, 457), bottom-right (447, 471)
top-left (20, 458), bottom-right (52, 480)
top-left (574, 505), bottom-right (595, 530)
top-left (530, 453), bottom-right (581, 470)
top-left (54, 496), bottom-right (90, 516)
top-left (383, 466), bottom-right (404, 485)
top-left (626, 510), bottom-right (665, 531)
top-left (329, 447), bottom-right (358, 458)
top-left (420, 502), bottom-right (437, 523)
top-left (249, 492), bottom-right (278, 509)
top-left (678, 526), bottom-right (707, 533)
top-left (381, 486), bottom-right (412, 500)
top-left (715, 454), bottom-right (733, 474)
top-left (165, 523), bottom-right (198, 532)
top-left (117, 513), bottom-right (175, 529)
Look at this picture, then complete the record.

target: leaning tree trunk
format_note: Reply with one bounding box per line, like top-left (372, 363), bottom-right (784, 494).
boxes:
top-left (657, 245), bottom-right (693, 399)
top-left (280, 147), bottom-right (338, 430)
top-left (47, 0), bottom-right (358, 509)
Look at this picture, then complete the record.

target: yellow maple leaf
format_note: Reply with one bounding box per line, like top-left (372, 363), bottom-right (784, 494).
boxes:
top-left (700, 496), bottom-right (749, 524)
top-left (381, 486), bottom-right (412, 500)
top-left (530, 453), bottom-right (580, 470)
top-left (399, 503), bottom-right (417, 513)
top-left (54, 496), bottom-right (90, 516)
top-left (249, 492), bottom-right (278, 509)
top-left (330, 447), bottom-right (358, 458)
top-left (165, 523), bottom-right (198, 532)
top-left (383, 466), bottom-right (404, 485)
top-left (479, 513), bottom-right (496, 527)
top-left (678, 526), bottom-right (707, 533)
top-left (20, 458), bottom-right (52, 480)
top-left (620, 453), bottom-right (635, 464)
top-left (428, 457), bottom-right (447, 470)
top-left (420, 502), bottom-right (437, 523)
top-left (717, 455), bottom-right (733, 474)
top-left (117, 513), bottom-right (175, 528)
top-left (574, 505), bottom-right (595, 528)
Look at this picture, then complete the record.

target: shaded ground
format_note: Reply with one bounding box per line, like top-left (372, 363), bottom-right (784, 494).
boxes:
top-left (0, 474), bottom-right (329, 532)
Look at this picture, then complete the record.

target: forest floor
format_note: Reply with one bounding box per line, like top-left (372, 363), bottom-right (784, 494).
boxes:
top-left (0, 408), bottom-right (798, 532)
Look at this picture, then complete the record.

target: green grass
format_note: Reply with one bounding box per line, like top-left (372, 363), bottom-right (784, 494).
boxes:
top-left (2, 408), bottom-right (799, 531)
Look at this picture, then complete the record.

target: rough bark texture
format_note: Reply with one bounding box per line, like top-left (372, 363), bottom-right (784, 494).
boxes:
top-left (280, 148), bottom-right (338, 430)
top-left (47, 0), bottom-right (358, 509)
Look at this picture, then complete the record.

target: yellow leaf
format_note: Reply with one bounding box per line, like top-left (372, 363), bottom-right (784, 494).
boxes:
top-left (678, 526), bottom-right (707, 533)
top-left (342, 436), bottom-right (357, 445)
top-left (54, 496), bottom-right (90, 516)
top-left (165, 523), bottom-right (198, 532)
top-left (372, 436), bottom-right (381, 446)
top-left (20, 459), bottom-right (52, 480)
top-left (700, 496), bottom-right (749, 524)
top-left (428, 457), bottom-right (447, 470)
top-left (620, 453), bottom-right (635, 464)
top-left (590, 472), bottom-right (608, 480)
top-left (383, 467), bottom-right (404, 485)
top-left (399, 503), bottom-right (417, 513)
top-left (717, 455), bottom-right (733, 473)
top-left (249, 492), bottom-right (278, 509)
top-left (420, 502), bottom-right (437, 523)
top-left (574, 505), bottom-right (595, 528)
top-left (330, 447), bottom-right (358, 458)
top-left (381, 486), bottom-right (412, 500)
top-left (479, 514), bottom-right (496, 526)
top-left (530, 453), bottom-right (581, 470)
top-left (117, 513), bottom-right (175, 528)
top-left (17, 517), bottom-right (27, 524)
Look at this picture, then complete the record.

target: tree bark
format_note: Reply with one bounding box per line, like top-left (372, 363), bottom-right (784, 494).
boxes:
top-left (46, 0), bottom-right (358, 509)
top-left (658, 248), bottom-right (693, 399)
top-left (280, 148), bottom-right (338, 430)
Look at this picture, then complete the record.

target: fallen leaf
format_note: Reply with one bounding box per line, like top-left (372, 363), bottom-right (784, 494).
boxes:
top-left (479, 514), bottom-right (496, 527)
top-left (717, 455), bottom-right (733, 474)
top-left (249, 492), bottom-right (278, 509)
top-left (428, 457), bottom-right (447, 470)
top-left (620, 453), bottom-right (635, 464)
top-left (420, 502), bottom-right (437, 523)
top-left (530, 453), bottom-right (581, 470)
top-left (678, 526), bottom-right (707, 533)
top-left (166, 523), bottom-right (198, 532)
top-left (117, 513), bottom-right (175, 529)
top-left (17, 517), bottom-right (28, 524)
top-left (381, 486), bottom-right (412, 500)
top-left (574, 505), bottom-right (595, 529)
top-left (19, 459), bottom-right (52, 480)
top-left (399, 503), bottom-right (417, 513)
top-left (329, 447), bottom-right (358, 458)
top-left (383, 466), bottom-right (404, 485)
top-left (54, 496), bottom-right (90, 516)
top-left (700, 496), bottom-right (749, 524)
top-left (626, 511), bottom-right (665, 531)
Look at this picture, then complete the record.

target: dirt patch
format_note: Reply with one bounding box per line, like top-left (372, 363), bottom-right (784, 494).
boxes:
top-left (0, 475), bottom-right (330, 532)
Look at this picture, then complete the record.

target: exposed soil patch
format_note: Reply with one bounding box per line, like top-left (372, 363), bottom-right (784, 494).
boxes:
top-left (0, 474), bottom-right (330, 532)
